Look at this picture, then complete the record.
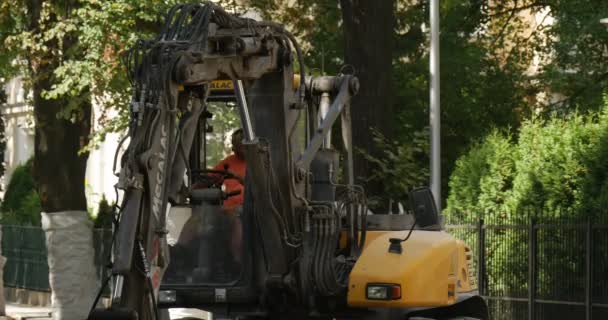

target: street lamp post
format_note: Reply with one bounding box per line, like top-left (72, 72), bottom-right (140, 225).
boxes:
top-left (430, 0), bottom-right (441, 211)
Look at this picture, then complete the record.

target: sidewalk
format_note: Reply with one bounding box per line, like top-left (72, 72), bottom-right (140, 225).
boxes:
top-left (4, 303), bottom-right (52, 320)
top-left (2, 304), bottom-right (208, 320)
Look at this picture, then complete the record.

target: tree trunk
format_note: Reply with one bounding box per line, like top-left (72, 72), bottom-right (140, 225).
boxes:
top-left (26, 1), bottom-right (97, 318)
top-left (340, 0), bottom-right (395, 208)
top-left (32, 78), bottom-right (91, 213)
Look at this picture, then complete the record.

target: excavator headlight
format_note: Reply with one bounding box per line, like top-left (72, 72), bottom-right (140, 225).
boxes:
top-left (159, 290), bottom-right (177, 303)
top-left (366, 284), bottom-right (401, 300)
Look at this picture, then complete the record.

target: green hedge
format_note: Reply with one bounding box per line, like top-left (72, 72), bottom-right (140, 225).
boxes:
top-left (445, 106), bottom-right (608, 304)
top-left (446, 105), bottom-right (608, 222)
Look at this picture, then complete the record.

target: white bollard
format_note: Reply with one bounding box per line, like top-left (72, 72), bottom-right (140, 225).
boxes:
top-left (41, 211), bottom-right (97, 320)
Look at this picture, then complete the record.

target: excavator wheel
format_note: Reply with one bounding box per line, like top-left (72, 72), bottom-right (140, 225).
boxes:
top-left (409, 318), bottom-right (481, 320)
top-left (406, 296), bottom-right (489, 320)
top-left (88, 308), bottom-right (139, 320)
top-left (159, 308), bottom-right (170, 320)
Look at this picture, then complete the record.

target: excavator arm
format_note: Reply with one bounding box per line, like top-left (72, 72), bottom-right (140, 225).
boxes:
top-left (89, 3), bottom-right (363, 319)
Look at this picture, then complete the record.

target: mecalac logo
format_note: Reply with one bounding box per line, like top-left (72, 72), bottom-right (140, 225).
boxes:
top-left (152, 123), bottom-right (168, 220)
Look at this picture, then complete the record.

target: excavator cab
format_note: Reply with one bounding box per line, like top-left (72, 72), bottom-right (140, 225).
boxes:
top-left (160, 88), bottom-right (258, 311)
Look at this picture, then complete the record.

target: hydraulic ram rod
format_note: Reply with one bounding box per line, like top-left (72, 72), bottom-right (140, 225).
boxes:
top-left (296, 76), bottom-right (358, 176)
top-left (233, 79), bottom-right (256, 142)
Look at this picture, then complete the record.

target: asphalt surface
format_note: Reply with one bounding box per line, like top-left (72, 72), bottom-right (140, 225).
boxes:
top-left (5, 304), bottom-right (52, 320)
top-left (4, 304), bottom-right (209, 320)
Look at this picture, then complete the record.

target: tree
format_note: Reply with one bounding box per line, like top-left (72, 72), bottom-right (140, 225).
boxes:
top-left (1, 2), bottom-right (97, 318)
top-left (511, 0), bottom-right (608, 112)
top-left (340, 0), bottom-right (396, 206)
top-left (0, 1), bottom-right (176, 318)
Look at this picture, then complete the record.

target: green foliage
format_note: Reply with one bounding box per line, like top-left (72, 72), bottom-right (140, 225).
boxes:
top-left (252, 0), bottom-right (530, 201)
top-left (394, 0), bottom-right (531, 198)
top-left (446, 131), bottom-right (516, 221)
top-left (262, 0), bottom-right (608, 204)
top-left (1, 0), bottom-right (606, 207)
top-left (94, 195), bottom-right (115, 229)
top-left (446, 101), bottom-right (608, 221)
top-left (205, 103), bottom-right (240, 167)
top-left (1, 159), bottom-right (42, 226)
top-left (446, 102), bottom-right (608, 308)
top-left (506, 114), bottom-right (600, 215)
top-left (538, 0), bottom-right (608, 111)
top-left (360, 128), bottom-right (429, 207)
top-left (0, 0), bottom-right (180, 149)
top-left (247, 0), bottom-right (344, 76)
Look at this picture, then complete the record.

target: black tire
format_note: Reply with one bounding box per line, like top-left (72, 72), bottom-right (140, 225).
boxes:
top-left (159, 308), bottom-right (171, 320)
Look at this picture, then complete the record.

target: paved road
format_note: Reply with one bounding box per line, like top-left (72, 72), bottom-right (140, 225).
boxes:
top-left (4, 304), bottom-right (209, 320)
top-left (5, 304), bottom-right (52, 320)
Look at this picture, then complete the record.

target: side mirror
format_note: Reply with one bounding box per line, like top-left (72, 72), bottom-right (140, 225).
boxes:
top-left (408, 187), bottom-right (440, 229)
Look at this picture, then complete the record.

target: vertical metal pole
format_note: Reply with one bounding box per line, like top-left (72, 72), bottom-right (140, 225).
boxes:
top-left (233, 79), bottom-right (256, 142)
top-left (477, 219), bottom-right (485, 296)
top-left (341, 104), bottom-right (355, 187)
top-left (202, 119), bottom-right (207, 169)
top-left (529, 218), bottom-right (537, 320)
top-left (319, 93), bottom-right (332, 148)
top-left (430, 0), bottom-right (441, 212)
top-left (586, 218), bottom-right (593, 320)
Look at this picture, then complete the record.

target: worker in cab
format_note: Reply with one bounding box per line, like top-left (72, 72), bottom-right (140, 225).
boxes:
top-left (191, 129), bottom-right (247, 266)
top-left (192, 128), bottom-right (247, 211)
top-left (212, 128), bottom-right (246, 212)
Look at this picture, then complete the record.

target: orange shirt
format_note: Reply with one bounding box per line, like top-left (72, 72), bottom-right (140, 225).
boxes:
top-left (213, 154), bottom-right (246, 210)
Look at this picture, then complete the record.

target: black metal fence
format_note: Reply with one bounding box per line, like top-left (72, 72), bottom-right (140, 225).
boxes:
top-left (447, 215), bottom-right (608, 320)
top-left (3, 216), bottom-right (608, 320)
top-left (2, 225), bottom-right (112, 291)
top-left (2, 225), bottom-right (49, 291)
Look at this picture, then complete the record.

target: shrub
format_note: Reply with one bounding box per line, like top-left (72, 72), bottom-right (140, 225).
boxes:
top-left (446, 106), bottom-right (608, 222)
top-left (445, 131), bottom-right (516, 222)
top-left (1, 159), bottom-right (42, 226)
top-left (445, 109), bottom-right (608, 305)
top-left (94, 195), bottom-right (115, 229)
top-left (361, 128), bottom-right (429, 210)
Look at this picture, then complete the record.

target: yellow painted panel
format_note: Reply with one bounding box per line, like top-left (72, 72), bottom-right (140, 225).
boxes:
top-left (339, 230), bottom-right (390, 250)
top-left (347, 230), bottom-right (460, 308)
top-left (455, 240), bottom-right (478, 293)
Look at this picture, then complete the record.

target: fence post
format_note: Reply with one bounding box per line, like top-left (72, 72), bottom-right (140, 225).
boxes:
top-left (0, 225), bottom-right (5, 316)
top-left (529, 218), bottom-right (537, 320)
top-left (586, 218), bottom-right (593, 320)
top-left (477, 218), bottom-right (485, 296)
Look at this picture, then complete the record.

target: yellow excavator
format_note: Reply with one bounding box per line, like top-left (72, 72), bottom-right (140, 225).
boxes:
top-left (89, 3), bottom-right (488, 319)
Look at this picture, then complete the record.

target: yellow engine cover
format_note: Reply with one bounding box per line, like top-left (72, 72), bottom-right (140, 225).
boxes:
top-left (347, 230), bottom-right (475, 308)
